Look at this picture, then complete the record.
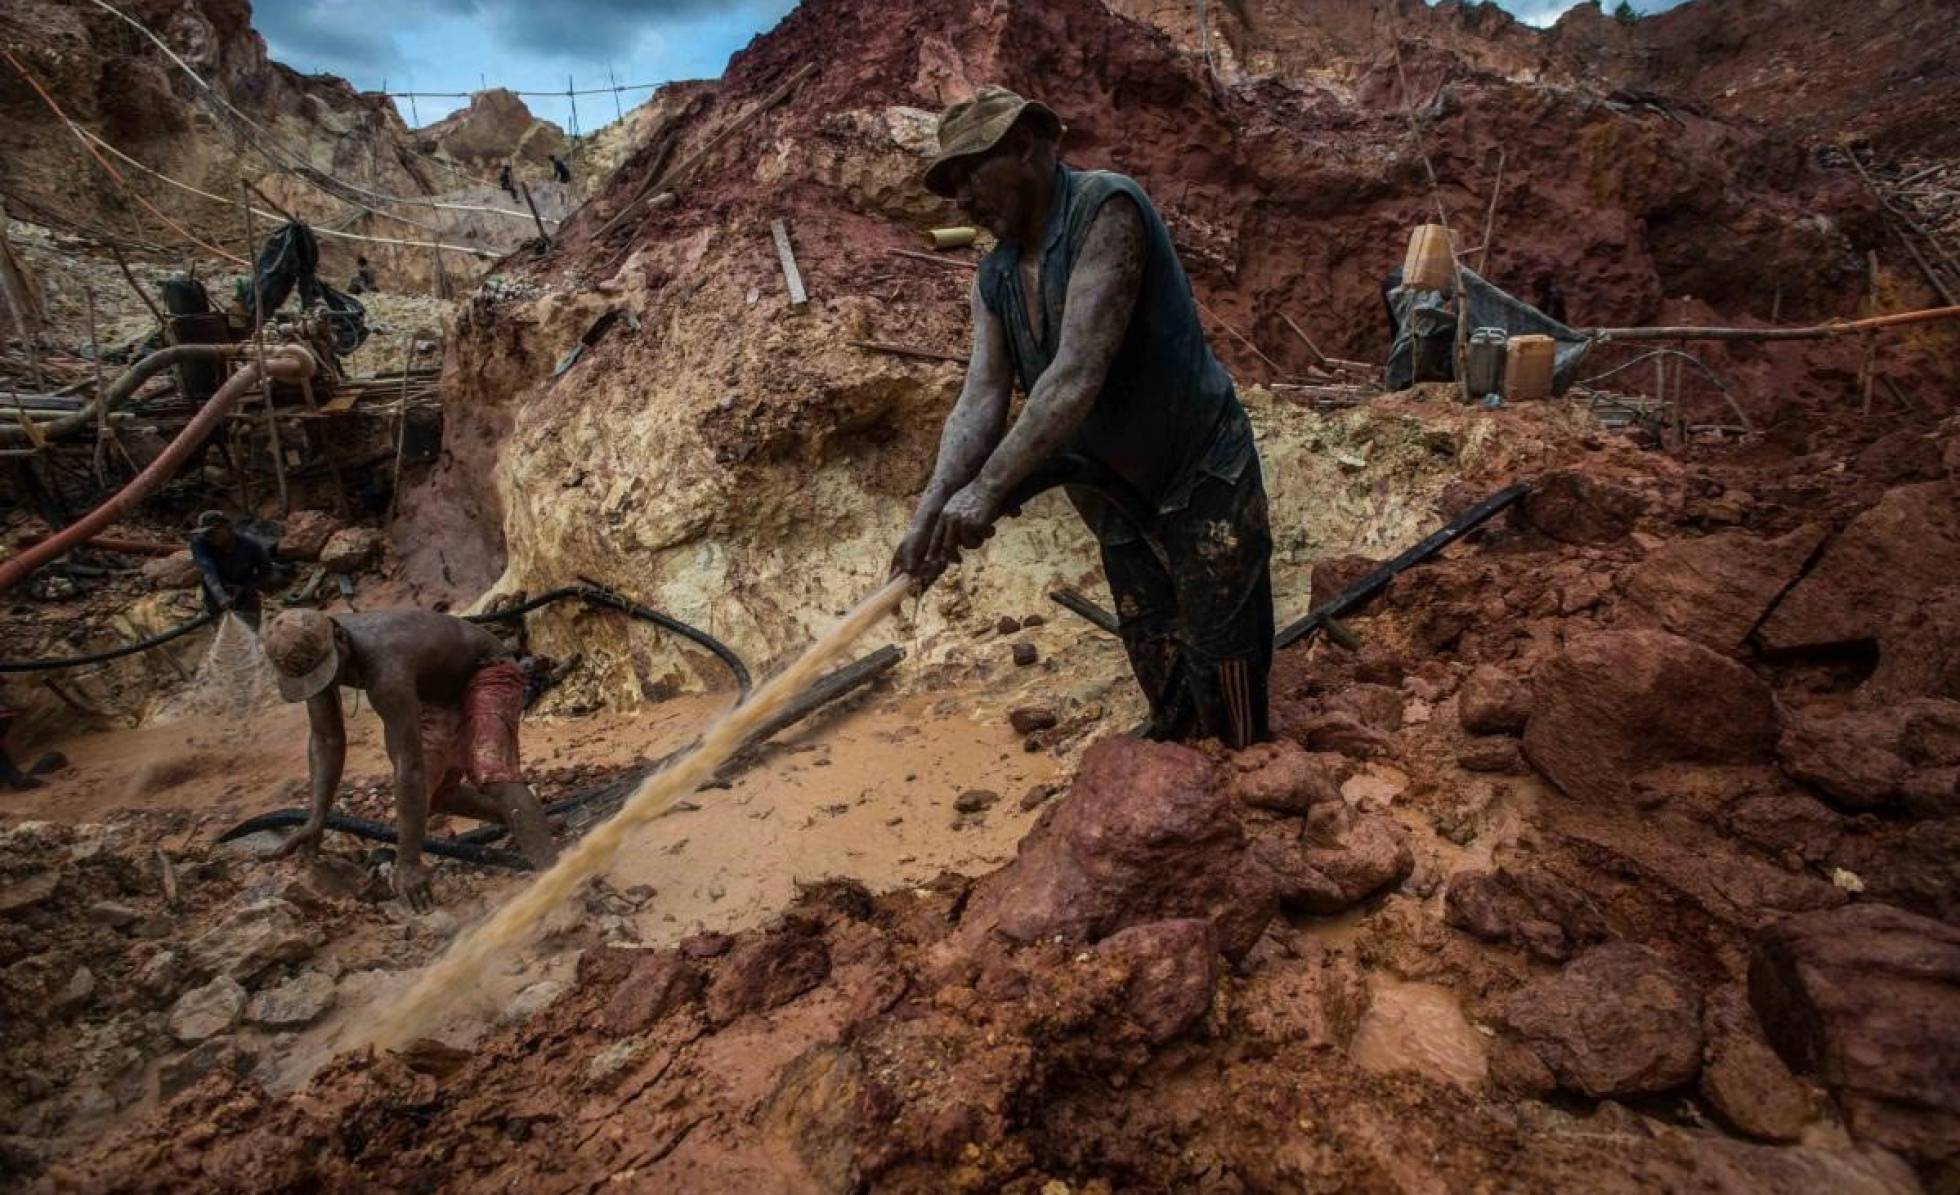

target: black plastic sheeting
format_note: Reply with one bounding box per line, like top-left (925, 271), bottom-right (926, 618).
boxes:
top-left (240, 221), bottom-right (369, 357)
top-left (1385, 266), bottom-right (1592, 393)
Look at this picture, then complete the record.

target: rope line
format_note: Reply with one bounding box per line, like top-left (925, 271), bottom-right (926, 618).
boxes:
top-left (2, 50), bottom-right (249, 266)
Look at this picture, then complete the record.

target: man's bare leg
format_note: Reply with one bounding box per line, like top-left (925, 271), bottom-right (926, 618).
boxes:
top-left (432, 782), bottom-right (559, 870)
top-left (430, 781), bottom-right (505, 823)
top-left (483, 781), bottom-right (558, 869)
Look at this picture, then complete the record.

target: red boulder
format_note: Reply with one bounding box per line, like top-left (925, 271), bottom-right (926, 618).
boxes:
top-left (1757, 482), bottom-right (1960, 653)
top-left (1749, 903), bottom-right (1960, 1175)
top-left (954, 738), bottom-right (1274, 960)
top-left (1523, 629), bottom-right (1779, 804)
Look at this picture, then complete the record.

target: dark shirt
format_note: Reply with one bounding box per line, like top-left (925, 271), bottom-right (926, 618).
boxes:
top-left (977, 166), bottom-right (1253, 521)
top-left (189, 531), bottom-right (273, 605)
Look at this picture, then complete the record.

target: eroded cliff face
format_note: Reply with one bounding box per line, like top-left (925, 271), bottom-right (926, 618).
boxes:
top-left (0, 0), bottom-right (569, 291)
top-left (1110, 0), bottom-right (1960, 155)
top-left (402, 0), bottom-right (1899, 707)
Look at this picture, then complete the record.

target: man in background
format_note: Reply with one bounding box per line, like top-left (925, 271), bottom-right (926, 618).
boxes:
top-left (188, 511), bottom-right (274, 629)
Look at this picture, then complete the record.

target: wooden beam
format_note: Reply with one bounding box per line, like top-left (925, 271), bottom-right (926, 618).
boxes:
top-left (771, 218), bottom-right (807, 307)
top-left (848, 339), bottom-right (962, 364)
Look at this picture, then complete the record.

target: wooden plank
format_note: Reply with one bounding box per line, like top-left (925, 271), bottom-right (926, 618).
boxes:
top-left (771, 218), bottom-right (807, 307)
top-left (848, 340), bottom-right (962, 364)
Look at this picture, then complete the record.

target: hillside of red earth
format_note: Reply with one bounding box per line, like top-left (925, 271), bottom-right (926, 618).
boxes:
top-left (3, 0), bottom-right (1958, 1190)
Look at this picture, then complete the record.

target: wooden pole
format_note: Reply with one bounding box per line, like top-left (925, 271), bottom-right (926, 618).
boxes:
top-left (608, 64), bottom-right (624, 123)
top-left (1279, 312), bottom-right (1331, 367)
top-left (1195, 297), bottom-right (1288, 379)
top-left (108, 246), bottom-right (165, 331)
top-left (1861, 250), bottom-right (1879, 418)
top-left (1653, 353), bottom-right (1669, 447)
top-left (1476, 148), bottom-right (1505, 276)
top-left (386, 336), bottom-right (412, 522)
top-left (429, 239), bottom-right (453, 300)
top-left (520, 182), bottom-right (550, 245)
top-left (239, 181), bottom-right (288, 514)
top-left (567, 75), bottom-right (579, 140)
top-left (1585, 304), bottom-right (1960, 342)
top-left (848, 340), bottom-right (962, 364)
top-left (83, 283), bottom-right (108, 487)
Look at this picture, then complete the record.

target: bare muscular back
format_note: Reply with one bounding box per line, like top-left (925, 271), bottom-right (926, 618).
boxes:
top-left (333, 609), bottom-right (510, 706)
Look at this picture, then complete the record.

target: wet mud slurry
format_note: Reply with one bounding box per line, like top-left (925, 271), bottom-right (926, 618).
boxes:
top-left (366, 578), bottom-right (913, 1049)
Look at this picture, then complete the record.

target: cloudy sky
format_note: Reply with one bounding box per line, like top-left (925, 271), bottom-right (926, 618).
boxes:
top-left (256, 0), bottom-right (1684, 134)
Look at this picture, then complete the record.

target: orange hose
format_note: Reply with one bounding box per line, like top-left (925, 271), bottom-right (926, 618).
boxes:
top-left (0, 347), bottom-right (315, 593)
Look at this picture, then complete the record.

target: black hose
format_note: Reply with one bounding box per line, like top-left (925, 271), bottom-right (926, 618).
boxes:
top-left (214, 809), bottom-right (532, 869)
top-left (0, 610), bottom-right (220, 674)
top-left (466, 580), bottom-right (753, 696)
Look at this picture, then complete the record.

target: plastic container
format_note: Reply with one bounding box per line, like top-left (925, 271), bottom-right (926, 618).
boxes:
top-left (1464, 327), bottom-right (1508, 401)
top-left (1402, 224), bottom-right (1455, 291)
top-left (1504, 334), bottom-right (1556, 400)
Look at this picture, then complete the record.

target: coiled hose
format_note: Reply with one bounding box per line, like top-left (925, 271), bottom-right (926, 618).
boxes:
top-left (465, 579), bottom-right (753, 697)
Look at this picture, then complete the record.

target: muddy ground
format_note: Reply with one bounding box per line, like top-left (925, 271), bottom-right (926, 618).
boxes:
top-left (3, 0), bottom-right (1959, 1189)
top-left (5, 395), bottom-right (1958, 1193)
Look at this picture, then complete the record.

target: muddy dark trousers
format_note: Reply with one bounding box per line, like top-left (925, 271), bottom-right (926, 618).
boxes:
top-left (1092, 467), bottom-right (1274, 749)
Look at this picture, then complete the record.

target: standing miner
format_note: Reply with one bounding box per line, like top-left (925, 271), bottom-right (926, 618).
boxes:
top-left (893, 87), bottom-right (1273, 749)
top-left (260, 608), bottom-right (559, 909)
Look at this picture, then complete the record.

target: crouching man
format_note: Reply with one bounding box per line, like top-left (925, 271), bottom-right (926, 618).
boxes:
top-left (260, 608), bottom-right (559, 908)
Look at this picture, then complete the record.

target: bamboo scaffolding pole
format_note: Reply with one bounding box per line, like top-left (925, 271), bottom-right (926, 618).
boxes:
top-left (1585, 304), bottom-right (1960, 343)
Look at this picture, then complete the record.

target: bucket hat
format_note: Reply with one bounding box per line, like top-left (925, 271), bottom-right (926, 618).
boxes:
top-left (923, 85), bottom-right (1064, 198)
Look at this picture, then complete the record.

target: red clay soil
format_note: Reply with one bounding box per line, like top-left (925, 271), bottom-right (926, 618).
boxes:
top-left (11, 0), bottom-right (1960, 1190)
top-left (514, 0), bottom-right (1935, 433)
top-left (39, 410), bottom-right (1960, 1194)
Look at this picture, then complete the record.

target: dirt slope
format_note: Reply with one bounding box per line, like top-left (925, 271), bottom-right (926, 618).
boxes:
top-left (396, 0), bottom-right (1912, 708)
top-left (0, 0), bottom-right (566, 291)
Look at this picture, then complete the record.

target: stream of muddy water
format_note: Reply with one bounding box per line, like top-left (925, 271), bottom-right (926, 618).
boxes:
top-left (367, 576), bottom-right (912, 1049)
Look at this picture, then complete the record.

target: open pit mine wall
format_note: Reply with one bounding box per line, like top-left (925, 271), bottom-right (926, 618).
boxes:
top-left (1111, 0), bottom-right (1960, 156)
top-left (395, 0), bottom-right (1900, 708)
top-left (0, 0), bottom-right (568, 292)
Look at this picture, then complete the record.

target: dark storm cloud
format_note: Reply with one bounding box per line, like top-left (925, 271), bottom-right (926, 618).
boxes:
top-left (256, 1), bottom-right (411, 76)
top-left (469, 0), bottom-right (736, 58)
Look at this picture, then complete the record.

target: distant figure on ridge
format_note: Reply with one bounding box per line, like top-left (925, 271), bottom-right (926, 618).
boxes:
top-left (498, 161), bottom-right (517, 199)
top-left (188, 510), bottom-right (274, 630)
top-left (1536, 274), bottom-right (1568, 325)
top-left (346, 255), bottom-right (377, 295)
